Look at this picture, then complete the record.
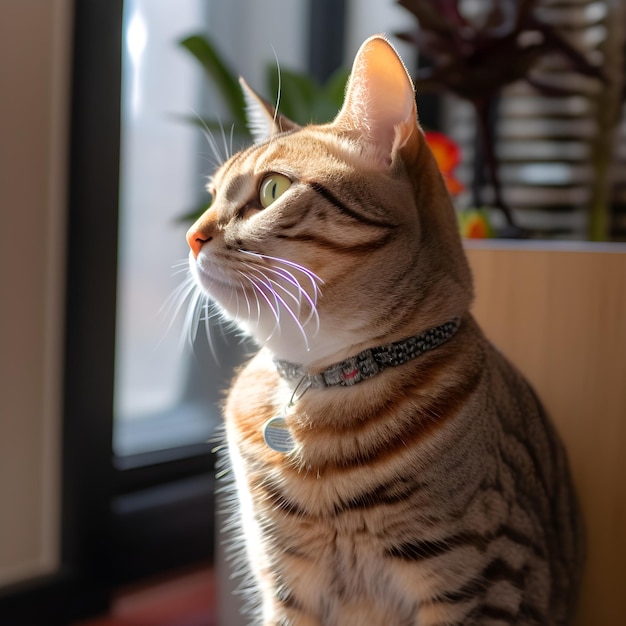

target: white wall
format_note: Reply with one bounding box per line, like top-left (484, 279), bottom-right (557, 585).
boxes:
top-left (206, 0), bottom-right (308, 97)
top-left (0, 0), bottom-right (71, 587)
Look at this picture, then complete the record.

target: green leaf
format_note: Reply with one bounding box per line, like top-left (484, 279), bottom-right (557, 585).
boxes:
top-left (179, 34), bottom-right (247, 127)
top-left (176, 198), bottom-right (213, 224)
top-left (266, 64), bottom-right (320, 125)
top-left (322, 67), bottom-right (350, 110)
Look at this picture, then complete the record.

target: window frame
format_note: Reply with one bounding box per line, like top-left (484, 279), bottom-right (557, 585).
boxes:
top-left (66, 0), bottom-right (218, 587)
top-left (0, 0), bottom-right (348, 622)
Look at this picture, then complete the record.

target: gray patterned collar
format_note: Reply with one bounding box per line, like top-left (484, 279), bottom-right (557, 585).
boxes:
top-left (274, 318), bottom-right (461, 389)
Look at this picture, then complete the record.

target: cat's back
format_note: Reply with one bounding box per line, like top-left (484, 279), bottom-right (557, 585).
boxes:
top-left (479, 339), bottom-right (585, 622)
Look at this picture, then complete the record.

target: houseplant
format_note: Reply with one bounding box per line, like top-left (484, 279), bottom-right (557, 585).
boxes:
top-left (395, 0), bottom-right (610, 238)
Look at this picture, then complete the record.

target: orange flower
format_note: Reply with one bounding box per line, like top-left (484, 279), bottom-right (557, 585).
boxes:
top-left (424, 131), bottom-right (464, 196)
top-left (458, 208), bottom-right (495, 239)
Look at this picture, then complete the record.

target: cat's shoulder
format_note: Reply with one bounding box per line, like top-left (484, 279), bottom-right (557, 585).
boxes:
top-left (227, 348), bottom-right (282, 412)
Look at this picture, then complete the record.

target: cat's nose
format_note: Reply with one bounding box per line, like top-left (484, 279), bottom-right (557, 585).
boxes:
top-left (186, 221), bottom-right (214, 258)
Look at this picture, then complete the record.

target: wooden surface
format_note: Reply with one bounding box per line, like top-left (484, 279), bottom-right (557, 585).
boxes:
top-left (72, 565), bottom-right (216, 626)
top-left (466, 244), bottom-right (626, 626)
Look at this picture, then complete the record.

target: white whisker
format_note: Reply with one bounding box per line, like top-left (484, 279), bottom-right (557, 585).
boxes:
top-left (203, 128), bottom-right (225, 168)
top-left (160, 274), bottom-right (195, 319)
top-left (182, 286), bottom-right (205, 348)
top-left (241, 262), bottom-right (312, 351)
top-left (201, 297), bottom-right (217, 358)
top-left (239, 250), bottom-right (322, 335)
top-left (259, 263), bottom-right (320, 332)
top-left (171, 259), bottom-right (191, 271)
top-left (190, 108), bottom-right (226, 169)
top-left (243, 263), bottom-right (301, 310)
top-left (229, 124), bottom-right (235, 160)
top-left (219, 120), bottom-right (231, 162)
top-left (236, 270), bottom-right (256, 322)
top-left (242, 250), bottom-right (324, 296)
top-left (238, 271), bottom-right (281, 343)
top-left (270, 45), bottom-right (282, 131)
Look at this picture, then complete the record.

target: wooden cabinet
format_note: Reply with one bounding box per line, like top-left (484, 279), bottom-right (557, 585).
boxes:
top-left (467, 243), bottom-right (626, 626)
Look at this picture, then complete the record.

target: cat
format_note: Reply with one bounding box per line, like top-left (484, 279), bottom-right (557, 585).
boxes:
top-left (186, 35), bottom-right (584, 626)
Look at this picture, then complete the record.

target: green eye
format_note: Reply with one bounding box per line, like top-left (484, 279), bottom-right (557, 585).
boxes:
top-left (260, 174), bottom-right (292, 208)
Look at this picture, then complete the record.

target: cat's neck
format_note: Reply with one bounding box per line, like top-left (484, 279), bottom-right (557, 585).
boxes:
top-left (274, 318), bottom-right (461, 388)
top-left (245, 316), bottom-right (360, 370)
top-left (251, 308), bottom-right (462, 375)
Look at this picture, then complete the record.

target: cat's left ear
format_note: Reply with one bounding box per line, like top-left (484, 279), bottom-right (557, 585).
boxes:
top-left (240, 78), bottom-right (300, 143)
top-left (333, 35), bottom-right (417, 169)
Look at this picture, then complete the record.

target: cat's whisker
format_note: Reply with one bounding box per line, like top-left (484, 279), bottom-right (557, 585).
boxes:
top-left (271, 47), bottom-right (281, 144)
top-left (249, 283), bottom-right (263, 332)
top-left (260, 264), bottom-right (320, 334)
top-left (240, 279), bottom-right (254, 321)
top-left (244, 251), bottom-right (324, 300)
top-left (264, 287), bottom-right (310, 351)
top-left (229, 124), bottom-right (235, 161)
top-left (232, 281), bottom-right (241, 321)
top-left (171, 259), bottom-right (192, 275)
top-left (239, 251), bottom-right (321, 337)
top-left (242, 264), bottom-right (313, 351)
top-left (254, 264), bottom-right (308, 309)
top-left (179, 285), bottom-right (204, 352)
top-left (240, 250), bottom-right (323, 302)
top-left (219, 120), bottom-right (231, 162)
top-left (207, 132), bottom-right (225, 168)
top-left (224, 274), bottom-right (240, 313)
top-left (201, 298), bottom-right (218, 359)
top-left (239, 272), bottom-right (282, 343)
top-left (159, 273), bottom-right (197, 323)
top-left (156, 274), bottom-right (204, 355)
top-left (237, 271), bottom-right (261, 325)
top-left (243, 263), bottom-right (302, 312)
top-left (189, 108), bottom-right (227, 169)
top-left (265, 273), bottom-right (319, 339)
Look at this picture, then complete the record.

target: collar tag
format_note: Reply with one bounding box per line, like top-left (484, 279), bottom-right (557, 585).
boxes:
top-left (263, 416), bottom-right (295, 453)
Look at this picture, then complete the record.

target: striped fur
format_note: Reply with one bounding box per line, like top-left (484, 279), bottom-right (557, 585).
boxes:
top-left (187, 36), bottom-right (583, 625)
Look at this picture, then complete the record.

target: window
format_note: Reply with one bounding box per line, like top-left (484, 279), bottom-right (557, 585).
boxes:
top-left (114, 0), bottom-right (312, 461)
top-left (114, 0), bottom-right (226, 459)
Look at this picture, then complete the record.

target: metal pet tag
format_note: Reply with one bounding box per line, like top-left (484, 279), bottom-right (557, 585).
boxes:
top-left (262, 416), bottom-right (295, 453)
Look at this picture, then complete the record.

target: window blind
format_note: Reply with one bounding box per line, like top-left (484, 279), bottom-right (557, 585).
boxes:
top-left (444, 0), bottom-right (625, 239)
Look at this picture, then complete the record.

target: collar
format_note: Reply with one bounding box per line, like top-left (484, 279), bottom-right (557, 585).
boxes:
top-left (274, 318), bottom-right (461, 389)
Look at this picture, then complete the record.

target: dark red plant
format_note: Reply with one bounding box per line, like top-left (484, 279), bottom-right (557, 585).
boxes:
top-left (396, 0), bottom-right (606, 234)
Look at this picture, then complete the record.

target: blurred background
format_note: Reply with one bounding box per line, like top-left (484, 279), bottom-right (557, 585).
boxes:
top-left (1, 1), bottom-right (624, 625)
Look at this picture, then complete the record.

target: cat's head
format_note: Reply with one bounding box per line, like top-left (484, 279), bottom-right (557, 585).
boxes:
top-left (186, 35), bottom-right (472, 368)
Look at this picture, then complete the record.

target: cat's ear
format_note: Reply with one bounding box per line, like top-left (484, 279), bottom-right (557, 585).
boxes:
top-left (333, 35), bottom-right (417, 169)
top-left (239, 77), bottom-right (300, 143)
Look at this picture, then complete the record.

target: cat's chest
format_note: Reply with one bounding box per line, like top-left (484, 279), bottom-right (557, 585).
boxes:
top-left (236, 465), bottom-right (435, 623)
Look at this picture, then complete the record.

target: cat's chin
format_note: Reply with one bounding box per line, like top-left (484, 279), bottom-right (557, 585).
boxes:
top-left (245, 323), bottom-right (365, 372)
top-left (238, 322), bottom-right (330, 367)
top-left (188, 252), bottom-right (239, 302)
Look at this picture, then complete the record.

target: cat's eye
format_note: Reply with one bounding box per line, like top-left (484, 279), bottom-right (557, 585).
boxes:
top-left (259, 174), bottom-right (291, 208)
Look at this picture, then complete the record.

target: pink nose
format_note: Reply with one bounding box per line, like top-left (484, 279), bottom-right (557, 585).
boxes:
top-left (186, 226), bottom-right (211, 258)
top-left (186, 212), bottom-right (217, 258)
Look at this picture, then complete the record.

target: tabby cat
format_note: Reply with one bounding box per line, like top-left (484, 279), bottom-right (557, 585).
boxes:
top-left (186, 35), bottom-right (583, 626)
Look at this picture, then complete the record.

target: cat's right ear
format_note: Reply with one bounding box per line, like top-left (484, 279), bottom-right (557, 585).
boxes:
top-left (333, 35), bottom-right (417, 169)
top-left (239, 78), bottom-right (300, 143)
